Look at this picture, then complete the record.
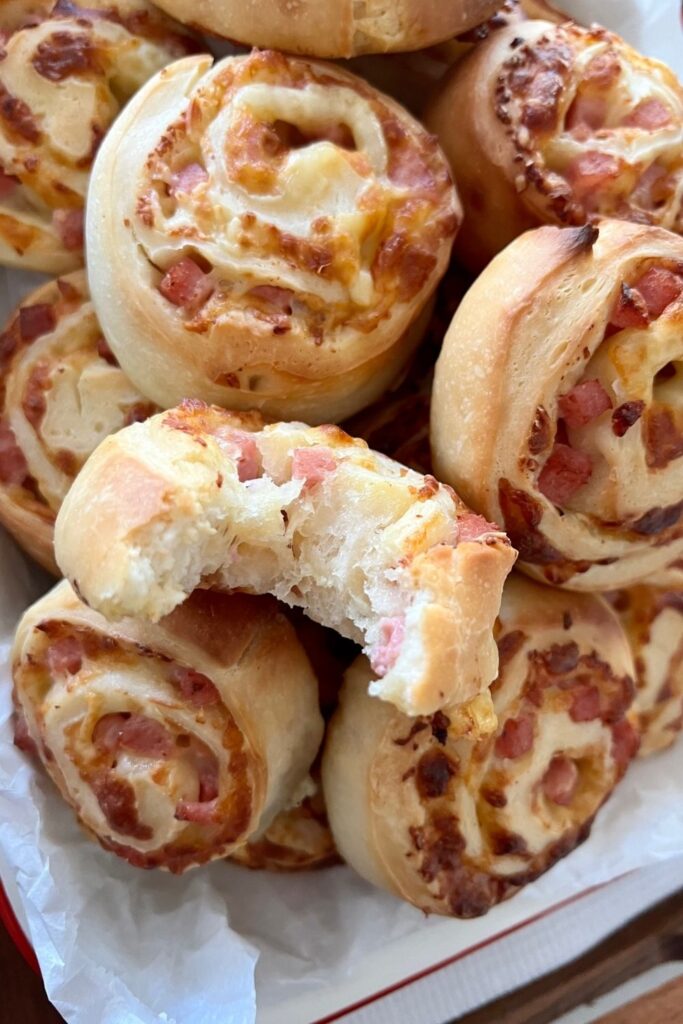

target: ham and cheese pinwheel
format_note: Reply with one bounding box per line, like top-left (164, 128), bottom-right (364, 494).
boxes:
top-left (432, 220), bottom-right (683, 591)
top-left (86, 49), bottom-right (461, 423)
top-left (13, 580), bottom-right (323, 872)
top-left (426, 19), bottom-right (683, 269)
top-left (0, 271), bottom-right (156, 573)
top-left (608, 587), bottom-right (683, 757)
top-left (0, 1), bottom-right (195, 274)
top-left (149, 0), bottom-right (504, 58)
top-left (231, 776), bottom-right (338, 871)
top-left (322, 575), bottom-right (638, 917)
top-left (54, 401), bottom-right (515, 722)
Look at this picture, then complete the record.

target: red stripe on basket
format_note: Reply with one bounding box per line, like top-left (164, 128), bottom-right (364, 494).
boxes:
top-left (312, 882), bottom-right (608, 1023)
top-left (0, 881), bottom-right (39, 973)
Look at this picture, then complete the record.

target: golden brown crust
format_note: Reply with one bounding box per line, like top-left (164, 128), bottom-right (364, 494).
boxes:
top-left (86, 50), bottom-right (460, 423)
top-left (12, 580), bottom-right (323, 872)
top-left (322, 575), bottom-right (638, 916)
top-left (0, 1), bottom-right (195, 273)
top-left (0, 271), bottom-right (157, 573)
top-left (151, 0), bottom-right (504, 58)
top-left (431, 220), bottom-right (683, 591)
top-left (426, 20), bottom-right (683, 270)
top-left (607, 586), bottom-right (683, 756)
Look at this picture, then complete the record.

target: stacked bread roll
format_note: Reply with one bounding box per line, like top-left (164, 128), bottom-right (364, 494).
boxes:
top-left (5, 0), bottom-right (681, 920)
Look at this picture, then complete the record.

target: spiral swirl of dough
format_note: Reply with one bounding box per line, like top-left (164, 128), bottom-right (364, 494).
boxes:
top-left (608, 586), bottom-right (683, 757)
top-left (432, 220), bottom-right (683, 591)
top-left (13, 580), bottom-right (324, 872)
top-left (0, 0), bottom-right (195, 273)
top-left (322, 575), bottom-right (638, 917)
top-left (0, 271), bottom-right (157, 572)
top-left (86, 49), bottom-right (460, 422)
top-left (426, 20), bottom-right (683, 269)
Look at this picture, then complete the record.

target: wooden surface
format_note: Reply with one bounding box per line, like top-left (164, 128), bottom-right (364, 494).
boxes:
top-left (0, 911), bottom-right (62, 1023)
top-left (458, 889), bottom-right (683, 1024)
top-left (0, 889), bottom-right (681, 1024)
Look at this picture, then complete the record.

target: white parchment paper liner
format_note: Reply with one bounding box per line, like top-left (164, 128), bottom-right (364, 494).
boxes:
top-left (0, 3), bottom-right (682, 1022)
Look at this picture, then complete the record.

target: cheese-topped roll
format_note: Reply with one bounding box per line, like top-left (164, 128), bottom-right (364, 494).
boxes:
top-left (55, 401), bottom-right (516, 720)
top-left (0, 1), bottom-right (195, 273)
top-left (0, 271), bottom-right (157, 573)
top-left (432, 221), bottom-right (683, 591)
top-left (426, 20), bottom-right (683, 269)
top-left (608, 586), bottom-right (683, 756)
top-left (13, 580), bottom-right (323, 872)
top-left (86, 49), bottom-right (460, 423)
top-left (322, 576), bottom-right (638, 917)
top-left (149, 0), bottom-right (504, 58)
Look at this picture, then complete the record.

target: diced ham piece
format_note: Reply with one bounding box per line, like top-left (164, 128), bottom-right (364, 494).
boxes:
top-left (389, 145), bottom-right (436, 192)
top-left (0, 169), bottom-right (18, 199)
top-left (558, 380), bottom-right (612, 428)
top-left (19, 303), bottom-right (56, 342)
top-left (566, 95), bottom-right (607, 132)
top-left (158, 257), bottom-right (214, 313)
top-left (93, 713), bottom-right (173, 759)
top-left (175, 797), bottom-right (218, 824)
top-left (52, 208), bottom-right (84, 251)
top-left (96, 336), bottom-right (118, 366)
top-left (565, 151), bottom-right (620, 200)
top-left (632, 163), bottom-right (670, 210)
top-left (195, 750), bottom-right (219, 802)
top-left (542, 756), bottom-right (579, 806)
top-left (170, 666), bottom-right (220, 707)
top-left (584, 51), bottom-right (621, 87)
top-left (46, 635), bottom-right (83, 676)
top-left (624, 98), bottom-right (672, 130)
top-left (175, 745), bottom-right (220, 822)
top-left (213, 428), bottom-right (261, 481)
top-left (538, 444), bottom-right (593, 506)
top-left (370, 616), bottom-right (405, 677)
top-left (291, 446), bottom-right (337, 491)
top-left (170, 162), bottom-right (208, 195)
top-left (633, 267), bottom-right (683, 319)
top-left (0, 420), bottom-right (29, 485)
top-left (457, 512), bottom-right (501, 543)
top-left (570, 685), bottom-right (601, 722)
top-left (609, 283), bottom-right (649, 330)
top-left (495, 714), bottom-right (534, 759)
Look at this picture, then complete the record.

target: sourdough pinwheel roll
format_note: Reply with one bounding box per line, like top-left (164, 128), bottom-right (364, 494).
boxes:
top-left (54, 401), bottom-right (516, 720)
top-left (432, 220), bottom-right (683, 591)
top-left (426, 19), bottom-right (683, 269)
top-left (86, 50), bottom-right (461, 423)
top-left (150, 0), bottom-right (504, 58)
top-left (0, 1), bottom-right (195, 273)
top-left (608, 587), bottom-right (683, 757)
top-left (0, 271), bottom-right (157, 573)
top-left (12, 580), bottom-right (323, 872)
top-left (322, 575), bottom-right (638, 917)
top-left (231, 776), bottom-right (338, 871)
